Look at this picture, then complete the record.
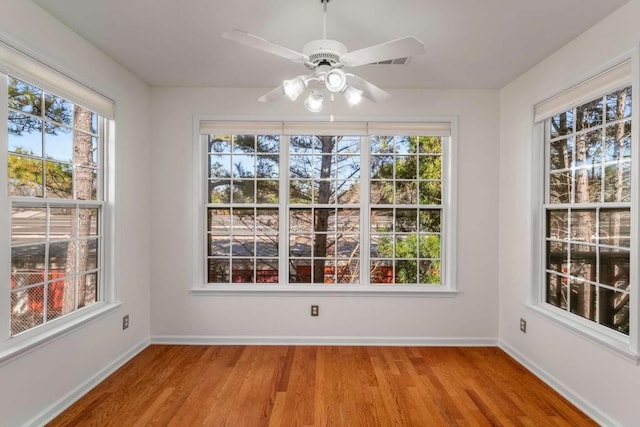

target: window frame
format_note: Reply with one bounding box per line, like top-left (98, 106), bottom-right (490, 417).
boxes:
top-left (529, 52), bottom-right (640, 362)
top-left (0, 43), bottom-right (118, 365)
top-left (191, 117), bottom-right (458, 296)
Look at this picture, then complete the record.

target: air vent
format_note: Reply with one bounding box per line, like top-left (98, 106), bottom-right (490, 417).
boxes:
top-left (368, 57), bottom-right (411, 65)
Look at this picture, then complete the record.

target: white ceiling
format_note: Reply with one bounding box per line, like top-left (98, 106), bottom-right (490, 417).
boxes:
top-left (33, 0), bottom-right (629, 90)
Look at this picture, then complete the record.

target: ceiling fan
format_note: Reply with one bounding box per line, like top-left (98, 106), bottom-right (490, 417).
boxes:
top-left (222, 0), bottom-right (425, 112)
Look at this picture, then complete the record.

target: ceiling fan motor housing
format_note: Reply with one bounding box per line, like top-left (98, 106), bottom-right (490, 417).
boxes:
top-left (303, 39), bottom-right (347, 68)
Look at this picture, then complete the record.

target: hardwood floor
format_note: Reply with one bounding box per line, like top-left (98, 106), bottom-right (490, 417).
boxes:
top-left (49, 345), bottom-right (596, 426)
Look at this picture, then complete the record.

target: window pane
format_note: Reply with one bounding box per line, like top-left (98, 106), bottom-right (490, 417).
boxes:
top-left (599, 247), bottom-right (629, 289)
top-left (79, 208), bottom-right (99, 236)
top-left (256, 235), bottom-right (278, 257)
top-left (8, 154), bottom-right (43, 197)
top-left (232, 259), bottom-right (254, 283)
top-left (599, 288), bottom-right (629, 334)
top-left (546, 241), bottom-right (568, 273)
top-left (11, 285), bottom-right (45, 334)
top-left (419, 210), bottom-right (440, 233)
top-left (256, 155), bottom-right (279, 178)
top-left (50, 207), bottom-right (75, 240)
top-left (546, 273), bottom-right (567, 309)
top-left (209, 135), bottom-right (231, 153)
top-left (419, 181), bottom-right (441, 205)
top-left (370, 180), bottom-right (393, 204)
top-left (74, 106), bottom-right (98, 134)
top-left (209, 234), bottom-right (230, 256)
top-left (370, 260), bottom-right (393, 283)
top-left (419, 235), bottom-right (441, 258)
top-left (569, 210), bottom-right (595, 243)
top-left (11, 244), bottom-right (46, 278)
top-left (12, 206), bottom-right (46, 244)
top-left (290, 259), bottom-right (311, 283)
top-left (46, 279), bottom-right (72, 321)
top-left (604, 162), bottom-right (631, 202)
top-left (370, 155), bottom-right (394, 179)
top-left (337, 260), bottom-right (358, 284)
top-left (395, 260), bottom-right (417, 283)
top-left (549, 137), bottom-right (574, 170)
top-left (548, 171), bottom-right (571, 204)
top-left (44, 93), bottom-right (73, 126)
top-left (576, 98), bottom-right (603, 131)
top-left (45, 160), bottom-right (73, 198)
top-left (49, 241), bottom-right (69, 272)
top-left (8, 112), bottom-right (43, 157)
top-left (419, 260), bottom-right (440, 284)
top-left (419, 155), bottom-right (441, 180)
top-left (546, 209), bottom-right (568, 240)
top-left (209, 154), bottom-right (232, 178)
top-left (256, 259), bottom-right (278, 283)
top-left (569, 280), bottom-right (597, 321)
top-left (8, 78), bottom-right (42, 115)
top-left (44, 124), bottom-right (73, 163)
top-left (208, 259), bottom-right (230, 283)
top-left (599, 209), bottom-right (630, 248)
top-left (605, 121), bottom-right (631, 162)
top-left (209, 180), bottom-right (231, 203)
top-left (337, 209), bottom-right (359, 232)
top-left (256, 180), bottom-right (279, 203)
top-left (606, 87), bottom-right (632, 121)
top-left (550, 111), bottom-right (573, 139)
top-left (396, 181), bottom-right (417, 204)
top-left (85, 239), bottom-right (99, 271)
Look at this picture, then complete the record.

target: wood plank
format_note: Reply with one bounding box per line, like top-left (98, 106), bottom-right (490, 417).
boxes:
top-left (48, 346), bottom-right (598, 426)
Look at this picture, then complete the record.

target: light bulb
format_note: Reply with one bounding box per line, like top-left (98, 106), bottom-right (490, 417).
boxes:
top-left (325, 69), bottom-right (346, 93)
top-left (343, 86), bottom-right (363, 106)
top-left (304, 91), bottom-right (323, 112)
top-left (283, 77), bottom-right (306, 101)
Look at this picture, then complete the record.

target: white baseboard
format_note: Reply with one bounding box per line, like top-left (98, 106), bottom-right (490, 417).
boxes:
top-left (27, 338), bottom-right (150, 427)
top-left (151, 335), bottom-right (498, 346)
top-left (498, 340), bottom-right (620, 427)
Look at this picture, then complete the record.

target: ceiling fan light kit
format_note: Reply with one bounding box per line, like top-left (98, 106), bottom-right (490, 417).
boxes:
top-left (222, 0), bottom-right (425, 112)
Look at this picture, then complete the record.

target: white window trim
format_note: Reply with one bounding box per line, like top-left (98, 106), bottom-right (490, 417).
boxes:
top-left (528, 48), bottom-right (640, 363)
top-left (0, 44), bottom-right (119, 365)
top-left (191, 116), bottom-right (458, 296)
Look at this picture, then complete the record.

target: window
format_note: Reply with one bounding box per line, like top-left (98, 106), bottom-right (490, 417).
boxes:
top-left (544, 86), bottom-right (632, 335)
top-left (199, 121), bottom-right (456, 291)
top-left (7, 77), bottom-right (104, 335)
top-left (1, 41), bottom-right (115, 345)
top-left (534, 59), bottom-right (636, 352)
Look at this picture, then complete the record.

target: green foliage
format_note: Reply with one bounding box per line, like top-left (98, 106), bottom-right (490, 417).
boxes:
top-left (375, 233), bottom-right (441, 284)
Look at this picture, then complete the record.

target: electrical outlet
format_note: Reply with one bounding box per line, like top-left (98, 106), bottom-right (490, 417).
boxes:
top-left (520, 318), bottom-right (527, 333)
top-left (123, 314), bottom-right (130, 330)
top-left (311, 305), bottom-right (319, 317)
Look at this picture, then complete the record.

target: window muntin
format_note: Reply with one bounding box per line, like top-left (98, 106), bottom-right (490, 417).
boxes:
top-left (7, 76), bottom-right (104, 336)
top-left (544, 86), bottom-right (632, 335)
top-left (202, 127), bottom-right (449, 288)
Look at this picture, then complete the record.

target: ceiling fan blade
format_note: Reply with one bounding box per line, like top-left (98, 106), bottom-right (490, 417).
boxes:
top-left (346, 74), bottom-right (390, 103)
top-left (223, 30), bottom-right (309, 63)
top-left (258, 86), bottom-right (285, 103)
top-left (340, 36), bottom-right (425, 67)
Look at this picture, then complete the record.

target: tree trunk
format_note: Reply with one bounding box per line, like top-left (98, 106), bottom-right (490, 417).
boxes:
top-left (62, 107), bottom-right (94, 313)
top-left (313, 136), bottom-right (335, 283)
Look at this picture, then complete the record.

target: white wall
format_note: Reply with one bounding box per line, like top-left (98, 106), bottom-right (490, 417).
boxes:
top-left (149, 87), bottom-right (500, 342)
top-left (499, 1), bottom-right (640, 425)
top-left (0, 1), bottom-right (152, 426)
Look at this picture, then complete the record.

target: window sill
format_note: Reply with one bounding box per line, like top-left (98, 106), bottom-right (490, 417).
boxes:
top-left (527, 303), bottom-right (639, 364)
top-left (0, 302), bottom-right (121, 367)
top-left (191, 284), bottom-right (459, 297)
